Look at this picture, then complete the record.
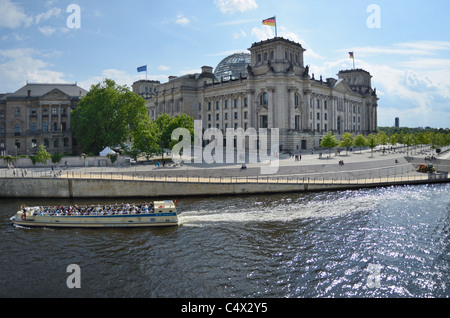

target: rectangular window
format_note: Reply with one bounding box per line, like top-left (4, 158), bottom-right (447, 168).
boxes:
top-left (14, 124), bottom-right (21, 135)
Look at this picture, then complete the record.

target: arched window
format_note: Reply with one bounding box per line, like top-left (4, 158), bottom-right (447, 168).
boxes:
top-left (259, 92), bottom-right (268, 106)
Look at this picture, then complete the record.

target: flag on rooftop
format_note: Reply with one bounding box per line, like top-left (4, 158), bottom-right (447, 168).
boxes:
top-left (262, 16), bottom-right (276, 26)
top-left (137, 65), bottom-right (147, 73)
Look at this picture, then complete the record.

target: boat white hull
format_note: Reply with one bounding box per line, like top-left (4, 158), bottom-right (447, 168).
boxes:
top-left (11, 213), bottom-right (178, 228)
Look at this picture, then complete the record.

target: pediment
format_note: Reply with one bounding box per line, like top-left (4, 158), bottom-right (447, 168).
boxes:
top-left (333, 79), bottom-right (353, 93)
top-left (41, 89), bottom-right (71, 101)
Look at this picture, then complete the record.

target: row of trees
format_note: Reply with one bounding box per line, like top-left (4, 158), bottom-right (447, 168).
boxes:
top-left (320, 129), bottom-right (450, 157)
top-left (71, 79), bottom-right (194, 160)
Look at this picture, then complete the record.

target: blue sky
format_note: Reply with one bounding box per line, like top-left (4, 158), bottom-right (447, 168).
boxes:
top-left (1, 0), bottom-right (449, 128)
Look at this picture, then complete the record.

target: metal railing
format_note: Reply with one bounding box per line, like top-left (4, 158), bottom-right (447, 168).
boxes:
top-left (1, 167), bottom-right (448, 186)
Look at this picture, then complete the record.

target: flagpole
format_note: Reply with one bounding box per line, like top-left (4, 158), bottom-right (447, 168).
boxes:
top-left (275, 15), bottom-right (277, 37)
top-left (353, 54), bottom-right (355, 69)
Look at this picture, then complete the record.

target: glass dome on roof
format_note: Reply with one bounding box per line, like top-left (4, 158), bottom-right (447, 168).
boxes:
top-left (214, 52), bottom-right (251, 80)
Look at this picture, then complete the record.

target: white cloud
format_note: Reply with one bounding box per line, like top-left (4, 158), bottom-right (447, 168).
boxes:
top-left (0, 48), bottom-right (66, 91)
top-left (158, 65), bottom-right (171, 71)
top-left (233, 29), bottom-right (247, 39)
top-left (214, 0), bottom-right (258, 14)
top-left (175, 13), bottom-right (190, 26)
top-left (251, 26), bottom-right (273, 41)
top-left (35, 7), bottom-right (61, 24)
top-left (341, 41), bottom-right (450, 58)
top-left (303, 39), bottom-right (450, 128)
top-left (38, 26), bottom-right (57, 36)
top-left (0, 0), bottom-right (33, 28)
top-left (78, 69), bottom-right (141, 91)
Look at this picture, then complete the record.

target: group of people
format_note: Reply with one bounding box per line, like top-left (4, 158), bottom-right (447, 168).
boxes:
top-left (289, 153), bottom-right (302, 161)
top-left (26, 203), bottom-right (156, 217)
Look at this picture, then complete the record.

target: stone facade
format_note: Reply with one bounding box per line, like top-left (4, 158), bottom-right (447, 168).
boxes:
top-left (0, 83), bottom-right (87, 156)
top-left (133, 37), bottom-right (379, 152)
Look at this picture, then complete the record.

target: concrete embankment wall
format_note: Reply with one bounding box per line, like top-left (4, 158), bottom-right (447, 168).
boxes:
top-left (0, 177), bottom-right (448, 199)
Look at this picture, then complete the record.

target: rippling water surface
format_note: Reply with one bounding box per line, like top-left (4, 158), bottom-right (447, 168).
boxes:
top-left (1, 183), bottom-right (449, 298)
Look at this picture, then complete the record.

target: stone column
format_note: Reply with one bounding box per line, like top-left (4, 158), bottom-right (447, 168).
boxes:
top-left (303, 89), bottom-right (311, 132)
top-left (288, 87), bottom-right (296, 130)
top-left (267, 86), bottom-right (275, 129)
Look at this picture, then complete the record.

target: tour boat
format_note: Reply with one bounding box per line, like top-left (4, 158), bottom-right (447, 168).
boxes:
top-left (11, 201), bottom-right (179, 228)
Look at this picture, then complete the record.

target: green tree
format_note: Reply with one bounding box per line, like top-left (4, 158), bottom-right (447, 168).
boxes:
top-left (320, 131), bottom-right (339, 158)
top-left (377, 131), bottom-right (389, 154)
top-left (354, 134), bottom-right (368, 153)
top-left (131, 121), bottom-right (159, 160)
top-left (71, 79), bottom-right (149, 154)
top-left (403, 133), bottom-right (415, 153)
top-left (389, 133), bottom-right (398, 149)
top-left (367, 134), bottom-right (378, 157)
top-left (33, 145), bottom-right (51, 164)
top-left (151, 113), bottom-right (194, 159)
top-left (339, 132), bottom-right (354, 155)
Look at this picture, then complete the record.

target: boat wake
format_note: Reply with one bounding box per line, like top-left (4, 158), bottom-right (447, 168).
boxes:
top-left (178, 191), bottom-right (382, 227)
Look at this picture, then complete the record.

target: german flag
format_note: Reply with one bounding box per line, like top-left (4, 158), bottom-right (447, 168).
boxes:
top-left (262, 17), bottom-right (276, 26)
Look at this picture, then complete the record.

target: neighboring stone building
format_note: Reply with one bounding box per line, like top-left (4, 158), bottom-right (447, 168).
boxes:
top-left (133, 37), bottom-right (379, 152)
top-left (0, 83), bottom-right (87, 156)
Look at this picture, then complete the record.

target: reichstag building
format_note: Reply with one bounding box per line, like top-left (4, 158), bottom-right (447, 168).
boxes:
top-left (133, 37), bottom-right (378, 152)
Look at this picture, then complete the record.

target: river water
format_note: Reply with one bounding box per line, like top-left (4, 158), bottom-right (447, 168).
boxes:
top-left (0, 183), bottom-right (449, 298)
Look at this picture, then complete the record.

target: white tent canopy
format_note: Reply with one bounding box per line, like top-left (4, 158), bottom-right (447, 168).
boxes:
top-left (99, 147), bottom-right (116, 157)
